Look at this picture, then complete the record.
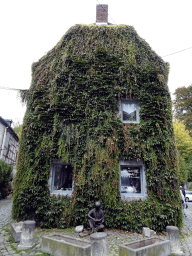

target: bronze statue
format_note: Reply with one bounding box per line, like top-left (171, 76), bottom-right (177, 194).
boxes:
top-left (87, 201), bottom-right (105, 233)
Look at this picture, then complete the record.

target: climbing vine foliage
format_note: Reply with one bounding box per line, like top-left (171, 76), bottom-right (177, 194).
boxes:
top-left (13, 25), bottom-right (182, 232)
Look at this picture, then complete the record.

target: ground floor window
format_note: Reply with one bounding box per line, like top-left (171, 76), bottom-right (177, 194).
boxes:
top-left (120, 166), bottom-right (141, 194)
top-left (119, 160), bottom-right (147, 200)
top-left (50, 161), bottom-right (73, 194)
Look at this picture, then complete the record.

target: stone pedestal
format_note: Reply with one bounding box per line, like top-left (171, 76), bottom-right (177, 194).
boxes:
top-left (10, 222), bottom-right (23, 242)
top-left (17, 220), bottom-right (36, 250)
top-left (142, 227), bottom-right (154, 238)
top-left (166, 226), bottom-right (183, 255)
top-left (90, 232), bottom-right (108, 256)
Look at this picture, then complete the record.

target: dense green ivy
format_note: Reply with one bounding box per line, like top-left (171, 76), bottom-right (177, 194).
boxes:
top-left (13, 25), bottom-right (182, 232)
top-left (0, 160), bottom-right (13, 198)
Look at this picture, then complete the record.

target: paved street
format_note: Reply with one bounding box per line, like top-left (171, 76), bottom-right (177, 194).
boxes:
top-left (1, 196), bottom-right (192, 255)
top-left (0, 196), bottom-right (13, 229)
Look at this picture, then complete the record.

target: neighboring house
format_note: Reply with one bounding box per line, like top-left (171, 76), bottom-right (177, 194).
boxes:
top-left (0, 116), bottom-right (19, 166)
top-left (13, 5), bottom-right (182, 231)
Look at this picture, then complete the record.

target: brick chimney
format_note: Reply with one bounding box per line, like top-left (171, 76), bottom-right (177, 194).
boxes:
top-left (96, 4), bottom-right (108, 24)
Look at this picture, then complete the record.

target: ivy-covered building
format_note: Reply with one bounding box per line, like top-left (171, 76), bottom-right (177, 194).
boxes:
top-left (13, 5), bottom-right (182, 232)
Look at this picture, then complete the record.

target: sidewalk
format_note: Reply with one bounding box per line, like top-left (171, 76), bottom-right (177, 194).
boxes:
top-left (180, 204), bottom-right (192, 256)
top-left (0, 196), bottom-right (192, 255)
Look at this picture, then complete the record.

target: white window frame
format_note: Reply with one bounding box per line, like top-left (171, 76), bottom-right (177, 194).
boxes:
top-left (120, 100), bottom-right (139, 123)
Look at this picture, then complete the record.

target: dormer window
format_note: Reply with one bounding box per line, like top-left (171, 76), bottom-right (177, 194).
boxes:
top-left (120, 100), bottom-right (139, 123)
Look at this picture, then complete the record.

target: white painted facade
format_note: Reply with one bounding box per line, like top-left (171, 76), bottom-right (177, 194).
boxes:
top-left (0, 117), bottom-right (19, 166)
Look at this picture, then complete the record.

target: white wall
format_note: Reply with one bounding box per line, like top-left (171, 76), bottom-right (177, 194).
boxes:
top-left (0, 121), bottom-right (19, 166)
top-left (0, 122), bottom-right (6, 150)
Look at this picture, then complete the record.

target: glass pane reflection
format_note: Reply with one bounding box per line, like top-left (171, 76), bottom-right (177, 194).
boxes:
top-left (54, 164), bottom-right (72, 191)
top-left (121, 166), bottom-right (141, 193)
top-left (122, 103), bottom-right (137, 121)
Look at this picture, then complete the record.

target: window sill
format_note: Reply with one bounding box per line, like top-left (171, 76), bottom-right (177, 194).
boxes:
top-left (50, 192), bottom-right (73, 198)
top-left (122, 121), bottom-right (140, 124)
top-left (121, 194), bottom-right (147, 202)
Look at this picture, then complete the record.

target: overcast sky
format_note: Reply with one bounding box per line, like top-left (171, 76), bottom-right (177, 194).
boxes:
top-left (0, 0), bottom-right (192, 126)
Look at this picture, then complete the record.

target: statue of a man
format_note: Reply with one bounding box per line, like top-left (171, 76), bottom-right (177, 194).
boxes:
top-left (87, 201), bottom-right (105, 234)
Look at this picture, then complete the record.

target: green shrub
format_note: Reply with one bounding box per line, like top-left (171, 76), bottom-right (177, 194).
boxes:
top-left (0, 160), bottom-right (13, 198)
top-left (40, 195), bottom-right (72, 229)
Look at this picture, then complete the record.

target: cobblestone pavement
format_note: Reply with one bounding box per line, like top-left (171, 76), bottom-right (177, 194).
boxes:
top-left (1, 196), bottom-right (192, 255)
top-left (180, 202), bottom-right (192, 256)
top-left (0, 196), bottom-right (13, 229)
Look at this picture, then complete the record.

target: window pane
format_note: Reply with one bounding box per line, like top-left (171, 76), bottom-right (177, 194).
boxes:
top-left (120, 166), bottom-right (141, 193)
top-left (122, 102), bottom-right (137, 121)
top-left (54, 164), bottom-right (72, 191)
